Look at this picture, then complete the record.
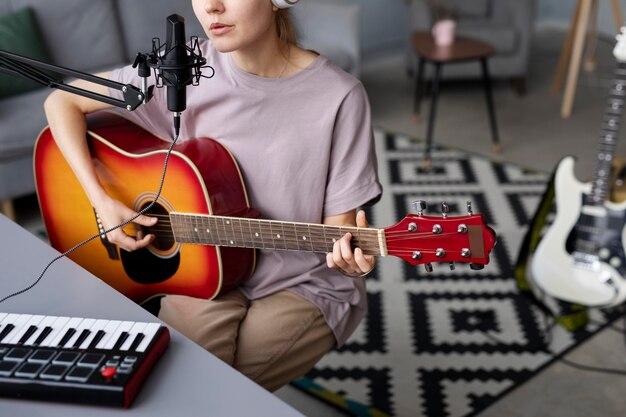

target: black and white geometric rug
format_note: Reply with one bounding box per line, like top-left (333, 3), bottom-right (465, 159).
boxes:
top-left (292, 129), bottom-right (621, 417)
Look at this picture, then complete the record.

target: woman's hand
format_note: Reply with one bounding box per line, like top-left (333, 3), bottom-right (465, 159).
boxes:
top-left (94, 196), bottom-right (157, 252)
top-left (325, 210), bottom-right (375, 277)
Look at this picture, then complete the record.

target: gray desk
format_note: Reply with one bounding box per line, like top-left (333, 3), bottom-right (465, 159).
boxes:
top-left (0, 214), bottom-right (304, 417)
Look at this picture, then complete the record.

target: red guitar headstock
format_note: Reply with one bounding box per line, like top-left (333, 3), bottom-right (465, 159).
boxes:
top-left (383, 202), bottom-right (496, 271)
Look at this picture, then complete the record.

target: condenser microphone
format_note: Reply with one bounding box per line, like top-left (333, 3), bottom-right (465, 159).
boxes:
top-left (145, 14), bottom-right (207, 138)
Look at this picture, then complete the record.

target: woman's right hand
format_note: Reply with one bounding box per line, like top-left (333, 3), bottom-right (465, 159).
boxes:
top-left (94, 195), bottom-right (158, 252)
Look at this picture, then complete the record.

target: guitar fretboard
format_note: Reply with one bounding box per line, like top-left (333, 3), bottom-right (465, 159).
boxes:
top-left (169, 213), bottom-right (385, 256)
top-left (589, 62), bottom-right (626, 205)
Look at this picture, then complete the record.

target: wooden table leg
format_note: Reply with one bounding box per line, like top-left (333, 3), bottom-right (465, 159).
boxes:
top-left (423, 63), bottom-right (442, 171)
top-left (561, 0), bottom-right (592, 119)
top-left (583, 0), bottom-right (598, 74)
top-left (480, 58), bottom-right (501, 154)
top-left (413, 57), bottom-right (425, 123)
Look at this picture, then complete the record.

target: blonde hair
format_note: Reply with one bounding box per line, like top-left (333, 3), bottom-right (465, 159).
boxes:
top-left (275, 9), bottom-right (297, 45)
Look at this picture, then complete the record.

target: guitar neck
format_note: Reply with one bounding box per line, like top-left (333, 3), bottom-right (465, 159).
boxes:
top-left (170, 212), bottom-right (386, 256)
top-left (590, 62), bottom-right (626, 205)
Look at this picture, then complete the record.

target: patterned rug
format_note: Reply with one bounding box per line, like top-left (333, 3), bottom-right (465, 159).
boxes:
top-left (292, 129), bottom-right (620, 417)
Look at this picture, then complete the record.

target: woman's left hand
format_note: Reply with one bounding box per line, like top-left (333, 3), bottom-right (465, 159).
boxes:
top-left (326, 210), bottom-right (376, 277)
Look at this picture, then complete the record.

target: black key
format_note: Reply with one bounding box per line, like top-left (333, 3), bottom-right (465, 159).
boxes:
top-left (28, 349), bottom-right (56, 363)
top-left (40, 364), bottom-right (70, 381)
top-left (33, 326), bottom-right (53, 346)
top-left (73, 329), bottom-right (91, 348)
top-left (15, 362), bottom-right (45, 379)
top-left (0, 324), bottom-right (15, 342)
top-left (112, 332), bottom-right (129, 350)
top-left (57, 328), bottom-right (77, 348)
top-left (18, 325), bottom-right (38, 345)
top-left (129, 333), bottom-right (145, 352)
top-left (88, 330), bottom-right (106, 349)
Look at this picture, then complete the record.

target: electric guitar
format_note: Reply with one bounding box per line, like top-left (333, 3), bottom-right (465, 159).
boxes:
top-left (34, 112), bottom-right (496, 305)
top-left (530, 28), bottom-right (626, 307)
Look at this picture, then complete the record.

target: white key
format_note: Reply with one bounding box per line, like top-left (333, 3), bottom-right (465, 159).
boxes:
top-left (95, 320), bottom-right (123, 350)
top-left (0, 313), bottom-right (21, 341)
top-left (3, 314), bottom-right (32, 344)
top-left (39, 316), bottom-right (70, 347)
top-left (63, 318), bottom-right (96, 348)
top-left (6, 315), bottom-right (44, 345)
top-left (103, 321), bottom-right (134, 350)
top-left (0, 312), bottom-right (8, 323)
top-left (136, 323), bottom-right (161, 352)
top-left (79, 319), bottom-right (109, 349)
top-left (120, 322), bottom-right (148, 351)
top-left (48, 317), bottom-right (82, 347)
top-left (24, 316), bottom-right (57, 346)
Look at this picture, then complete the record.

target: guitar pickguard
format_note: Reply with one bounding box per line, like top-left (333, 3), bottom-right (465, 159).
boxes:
top-left (566, 194), bottom-right (626, 277)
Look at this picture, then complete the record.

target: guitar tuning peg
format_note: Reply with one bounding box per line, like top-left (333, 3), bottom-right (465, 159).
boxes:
top-left (424, 263), bottom-right (433, 273)
top-left (441, 202), bottom-right (449, 218)
top-left (466, 201), bottom-right (473, 216)
top-left (449, 262), bottom-right (455, 270)
top-left (412, 200), bottom-right (427, 216)
top-left (469, 263), bottom-right (484, 271)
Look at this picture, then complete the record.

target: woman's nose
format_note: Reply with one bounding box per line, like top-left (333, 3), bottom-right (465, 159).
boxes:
top-left (204, 0), bottom-right (224, 14)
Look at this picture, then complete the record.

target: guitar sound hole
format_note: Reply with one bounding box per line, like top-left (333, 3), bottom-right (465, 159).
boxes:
top-left (140, 202), bottom-right (175, 252)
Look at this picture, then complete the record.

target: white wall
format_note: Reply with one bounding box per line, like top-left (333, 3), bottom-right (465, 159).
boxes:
top-left (538, 0), bottom-right (625, 37)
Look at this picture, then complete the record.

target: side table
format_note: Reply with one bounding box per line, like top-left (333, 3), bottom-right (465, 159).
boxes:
top-left (412, 32), bottom-right (502, 170)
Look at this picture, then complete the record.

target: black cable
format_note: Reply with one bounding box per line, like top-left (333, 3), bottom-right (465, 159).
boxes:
top-left (0, 132), bottom-right (180, 305)
top-left (478, 305), bottom-right (626, 377)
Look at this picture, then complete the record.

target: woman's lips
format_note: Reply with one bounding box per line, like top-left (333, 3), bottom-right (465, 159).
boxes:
top-left (210, 22), bottom-right (234, 35)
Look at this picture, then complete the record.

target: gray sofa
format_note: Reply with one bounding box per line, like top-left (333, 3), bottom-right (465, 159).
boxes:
top-left (0, 0), bottom-right (361, 219)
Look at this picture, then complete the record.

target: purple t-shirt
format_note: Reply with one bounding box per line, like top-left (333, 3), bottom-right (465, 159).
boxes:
top-left (109, 39), bottom-right (382, 345)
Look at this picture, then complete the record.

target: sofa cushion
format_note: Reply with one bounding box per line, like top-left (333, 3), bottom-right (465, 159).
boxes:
top-left (115, 0), bottom-right (206, 63)
top-left (456, 21), bottom-right (517, 54)
top-left (0, 7), bottom-right (51, 98)
top-left (447, 0), bottom-right (491, 19)
top-left (0, 87), bottom-right (49, 156)
top-left (10, 0), bottom-right (125, 72)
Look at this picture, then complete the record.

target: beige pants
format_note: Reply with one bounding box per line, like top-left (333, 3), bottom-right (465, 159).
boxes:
top-left (158, 289), bottom-right (335, 392)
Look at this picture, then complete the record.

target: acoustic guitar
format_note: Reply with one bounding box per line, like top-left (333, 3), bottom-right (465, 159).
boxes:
top-left (34, 112), bottom-right (496, 305)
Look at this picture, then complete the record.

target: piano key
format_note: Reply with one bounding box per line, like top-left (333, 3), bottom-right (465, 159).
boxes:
top-left (72, 329), bottom-right (91, 349)
top-left (32, 327), bottom-right (53, 347)
top-left (0, 324), bottom-right (16, 343)
top-left (1, 314), bottom-right (31, 343)
top-left (128, 333), bottom-right (145, 352)
top-left (78, 319), bottom-right (108, 350)
top-left (0, 312), bottom-right (8, 323)
top-left (120, 322), bottom-right (148, 351)
top-left (7, 315), bottom-right (44, 345)
top-left (63, 318), bottom-right (95, 348)
top-left (37, 317), bottom-right (70, 347)
top-left (103, 321), bottom-right (134, 350)
top-left (135, 323), bottom-right (161, 352)
top-left (24, 316), bottom-right (57, 346)
top-left (46, 317), bottom-right (82, 348)
top-left (94, 320), bottom-right (123, 350)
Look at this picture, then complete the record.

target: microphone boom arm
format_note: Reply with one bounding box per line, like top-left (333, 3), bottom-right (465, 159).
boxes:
top-left (0, 49), bottom-right (147, 111)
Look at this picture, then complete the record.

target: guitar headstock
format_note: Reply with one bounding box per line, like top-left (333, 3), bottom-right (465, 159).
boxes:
top-left (614, 27), bottom-right (626, 62)
top-left (383, 201), bottom-right (497, 272)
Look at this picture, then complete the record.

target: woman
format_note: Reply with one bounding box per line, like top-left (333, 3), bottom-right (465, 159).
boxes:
top-left (44, 0), bottom-right (382, 391)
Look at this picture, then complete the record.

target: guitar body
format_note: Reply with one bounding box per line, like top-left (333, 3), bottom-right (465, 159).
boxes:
top-left (531, 156), bottom-right (626, 307)
top-left (34, 112), bottom-right (257, 304)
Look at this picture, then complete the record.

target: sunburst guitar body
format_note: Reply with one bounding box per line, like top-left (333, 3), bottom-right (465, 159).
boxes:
top-left (34, 112), bottom-right (257, 304)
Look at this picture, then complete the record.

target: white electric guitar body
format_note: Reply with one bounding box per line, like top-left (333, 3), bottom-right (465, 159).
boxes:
top-left (531, 157), bottom-right (626, 307)
top-left (530, 28), bottom-right (626, 308)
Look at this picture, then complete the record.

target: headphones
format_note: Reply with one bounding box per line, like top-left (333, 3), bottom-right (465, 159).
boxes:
top-left (272, 0), bottom-right (300, 9)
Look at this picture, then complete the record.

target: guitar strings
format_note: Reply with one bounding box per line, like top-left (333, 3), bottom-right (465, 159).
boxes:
top-left (0, 132), bottom-right (181, 305)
